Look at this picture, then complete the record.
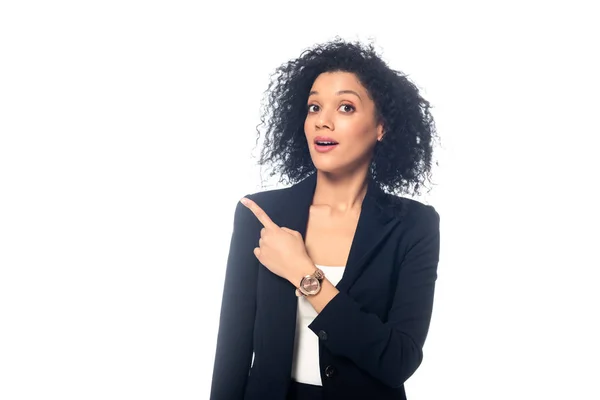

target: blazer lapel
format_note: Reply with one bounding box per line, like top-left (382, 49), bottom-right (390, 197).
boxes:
top-left (278, 172), bottom-right (401, 291)
top-left (267, 172), bottom-right (403, 381)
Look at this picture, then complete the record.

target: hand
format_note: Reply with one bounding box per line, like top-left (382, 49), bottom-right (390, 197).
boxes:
top-left (240, 197), bottom-right (314, 284)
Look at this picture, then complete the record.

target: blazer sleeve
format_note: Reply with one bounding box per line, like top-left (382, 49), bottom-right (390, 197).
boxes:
top-left (210, 199), bottom-right (259, 399)
top-left (308, 204), bottom-right (441, 388)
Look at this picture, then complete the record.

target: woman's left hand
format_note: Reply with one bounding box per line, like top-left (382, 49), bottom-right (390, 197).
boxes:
top-left (240, 197), bottom-right (312, 283)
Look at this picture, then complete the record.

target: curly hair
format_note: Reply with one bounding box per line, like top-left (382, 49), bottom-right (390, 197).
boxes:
top-left (252, 37), bottom-right (439, 197)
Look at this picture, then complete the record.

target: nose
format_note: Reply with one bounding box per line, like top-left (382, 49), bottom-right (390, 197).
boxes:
top-left (316, 114), bottom-right (333, 130)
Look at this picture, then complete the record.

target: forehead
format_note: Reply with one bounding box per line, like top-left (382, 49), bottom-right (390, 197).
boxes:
top-left (310, 71), bottom-right (365, 93)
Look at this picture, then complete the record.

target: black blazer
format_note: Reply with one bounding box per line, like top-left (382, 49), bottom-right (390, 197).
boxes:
top-left (210, 172), bottom-right (441, 400)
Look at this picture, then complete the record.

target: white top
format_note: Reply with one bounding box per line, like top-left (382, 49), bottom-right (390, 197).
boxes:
top-left (290, 264), bottom-right (346, 386)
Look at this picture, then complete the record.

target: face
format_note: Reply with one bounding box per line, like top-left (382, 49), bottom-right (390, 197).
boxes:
top-left (304, 71), bottom-right (384, 175)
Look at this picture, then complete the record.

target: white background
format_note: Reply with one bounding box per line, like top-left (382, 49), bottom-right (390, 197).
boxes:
top-left (1, 1), bottom-right (599, 399)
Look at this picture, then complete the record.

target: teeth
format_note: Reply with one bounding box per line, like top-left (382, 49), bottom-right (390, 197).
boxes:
top-left (317, 141), bottom-right (337, 145)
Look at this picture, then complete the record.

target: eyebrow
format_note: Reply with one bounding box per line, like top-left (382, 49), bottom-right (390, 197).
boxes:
top-left (308, 90), bottom-right (362, 102)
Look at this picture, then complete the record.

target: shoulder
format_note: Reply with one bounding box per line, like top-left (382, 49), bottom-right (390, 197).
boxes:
top-left (244, 185), bottom-right (288, 206)
top-left (233, 185), bottom-right (289, 225)
top-left (385, 195), bottom-right (440, 259)
top-left (244, 185), bottom-right (288, 213)
top-left (384, 193), bottom-right (440, 228)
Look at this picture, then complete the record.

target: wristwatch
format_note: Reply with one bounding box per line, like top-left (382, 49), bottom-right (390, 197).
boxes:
top-left (295, 267), bottom-right (325, 297)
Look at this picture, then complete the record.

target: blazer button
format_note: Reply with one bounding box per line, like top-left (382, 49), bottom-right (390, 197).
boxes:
top-left (318, 330), bottom-right (328, 341)
top-left (324, 365), bottom-right (336, 378)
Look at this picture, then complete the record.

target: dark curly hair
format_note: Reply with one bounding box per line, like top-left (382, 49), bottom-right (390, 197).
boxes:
top-left (252, 37), bottom-right (439, 197)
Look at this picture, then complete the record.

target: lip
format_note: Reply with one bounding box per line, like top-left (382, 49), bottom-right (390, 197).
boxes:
top-left (314, 142), bottom-right (339, 153)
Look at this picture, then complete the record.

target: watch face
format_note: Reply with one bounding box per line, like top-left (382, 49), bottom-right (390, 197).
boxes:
top-left (302, 276), bottom-right (320, 294)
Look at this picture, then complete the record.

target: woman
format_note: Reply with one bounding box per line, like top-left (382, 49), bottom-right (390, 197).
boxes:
top-left (210, 38), bottom-right (440, 400)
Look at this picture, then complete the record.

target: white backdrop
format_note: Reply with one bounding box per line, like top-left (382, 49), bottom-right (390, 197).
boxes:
top-left (1, 1), bottom-right (599, 399)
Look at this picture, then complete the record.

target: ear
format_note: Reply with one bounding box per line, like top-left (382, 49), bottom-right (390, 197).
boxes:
top-left (376, 121), bottom-right (385, 141)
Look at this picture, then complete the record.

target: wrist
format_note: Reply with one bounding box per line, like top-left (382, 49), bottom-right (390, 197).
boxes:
top-left (289, 259), bottom-right (317, 287)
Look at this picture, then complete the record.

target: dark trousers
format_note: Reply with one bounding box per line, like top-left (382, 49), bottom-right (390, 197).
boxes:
top-left (286, 380), bottom-right (324, 400)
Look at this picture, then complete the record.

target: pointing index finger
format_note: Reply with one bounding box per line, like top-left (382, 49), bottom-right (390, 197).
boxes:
top-left (241, 197), bottom-right (278, 229)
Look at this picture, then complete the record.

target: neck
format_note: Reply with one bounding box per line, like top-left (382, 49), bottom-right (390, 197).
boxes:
top-left (312, 169), bottom-right (370, 215)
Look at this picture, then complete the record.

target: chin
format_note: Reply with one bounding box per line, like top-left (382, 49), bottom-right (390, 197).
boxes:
top-left (313, 163), bottom-right (345, 175)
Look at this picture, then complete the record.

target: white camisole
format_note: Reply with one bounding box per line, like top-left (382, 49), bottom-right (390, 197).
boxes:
top-left (290, 264), bottom-right (346, 386)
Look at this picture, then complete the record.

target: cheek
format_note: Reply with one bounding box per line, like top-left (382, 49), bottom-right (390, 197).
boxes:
top-left (337, 120), bottom-right (372, 141)
top-left (304, 116), bottom-right (312, 134)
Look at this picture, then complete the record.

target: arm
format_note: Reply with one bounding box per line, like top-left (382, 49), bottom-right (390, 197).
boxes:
top-left (307, 205), bottom-right (441, 388)
top-left (210, 199), bottom-right (259, 399)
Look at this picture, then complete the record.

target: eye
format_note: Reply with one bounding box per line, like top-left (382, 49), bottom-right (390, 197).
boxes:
top-left (339, 104), bottom-right (355, 113)
top-left (307, 103), bottom-right (355, 113)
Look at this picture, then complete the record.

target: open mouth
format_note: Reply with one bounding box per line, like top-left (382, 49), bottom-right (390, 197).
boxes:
top-left (314, 141), bottom-right (339, 152)
top-left (315, 141), bottom-right (338, 146)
